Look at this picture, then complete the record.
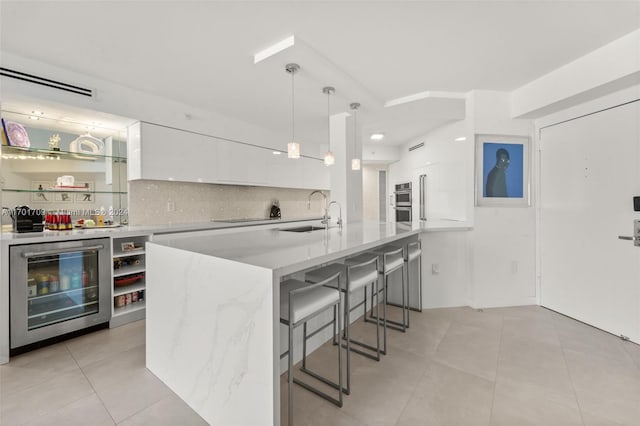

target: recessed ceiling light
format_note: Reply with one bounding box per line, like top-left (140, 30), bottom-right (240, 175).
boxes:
top-left (454, 136), bottom-right (467, 141)
top-left (272, 151), bottom-right (282, 155)
top-left (370, 133), bottom-right (385, 141)
top-left (31, 110), bottom-right (44, 115)
top-left (28, 116), bottom-right (40, 120)
top-left (254, 35), bottom-right (295, 64)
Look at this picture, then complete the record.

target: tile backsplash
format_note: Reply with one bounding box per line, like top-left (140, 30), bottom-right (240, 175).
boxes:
top-left (128, 180), bottom-right (329, 225)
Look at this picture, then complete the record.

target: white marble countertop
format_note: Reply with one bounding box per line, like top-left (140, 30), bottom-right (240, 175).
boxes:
top-left (151, 221), bottom-right (422, 276)
top-left (0, 216), bottom-right (322, 246)
top-left (0, 216), bottom-right (469, 247)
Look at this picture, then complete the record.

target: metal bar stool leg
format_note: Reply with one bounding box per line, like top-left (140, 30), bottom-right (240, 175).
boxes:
top-left (280, 273), bottom-right (344, 426)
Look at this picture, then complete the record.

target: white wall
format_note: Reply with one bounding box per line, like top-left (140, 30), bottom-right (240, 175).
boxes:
top-left (362, 164), bottom-right (386, 222)
top-left (467, 91), bottom-right (536, 308)
top-left (362, 144), bottom-right (401, 164)
top-left (388, 90), bottom-right (536, 309)
top-left (420, 230), bottom-right (472, 309)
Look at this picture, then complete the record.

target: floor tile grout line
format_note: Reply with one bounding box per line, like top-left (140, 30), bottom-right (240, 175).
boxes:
top-left (552, 318), bottom-right (587, 426)
top-left (429, 316), bottom-right (454, 358)
top-left (7, 343), bottom-right (110, 425)
top-left (428, 318), bottom-right (499, 384)
top-left (487, 312), bottom-right (504, 426)
top-left (390, 350), bottom-right (432, 426)
top-left (65, 340), bottom-right (119, 426)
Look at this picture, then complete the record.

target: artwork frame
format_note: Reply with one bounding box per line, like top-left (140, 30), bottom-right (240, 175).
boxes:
top-left (30, 181), bottom-right (53, 203)
top-left (475, 134), bottom-right (530, 207)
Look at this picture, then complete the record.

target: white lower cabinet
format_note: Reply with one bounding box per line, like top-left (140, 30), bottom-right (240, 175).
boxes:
top-left (110, 234), bottom-right (150, 328)
top-left (128, 121), bottom-right (329, 189)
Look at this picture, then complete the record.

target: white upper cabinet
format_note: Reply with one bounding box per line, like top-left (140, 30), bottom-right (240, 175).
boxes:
top-left (128, 122), bottom-right (217, 183)
top-left (128, 121), bottom-right (329, 190)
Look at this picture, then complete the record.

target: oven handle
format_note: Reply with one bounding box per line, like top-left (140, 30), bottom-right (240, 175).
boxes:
top-left (22, 244), bottom-right (105, 258)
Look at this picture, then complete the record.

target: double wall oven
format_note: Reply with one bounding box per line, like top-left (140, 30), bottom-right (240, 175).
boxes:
top-left (10, 238), bottom-right (111, 350)
top-left (393, 182), bottom-right (412, 222)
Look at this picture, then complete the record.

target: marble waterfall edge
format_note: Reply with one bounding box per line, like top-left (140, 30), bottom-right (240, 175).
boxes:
top-left (146, 243), bottom-right (274, 426)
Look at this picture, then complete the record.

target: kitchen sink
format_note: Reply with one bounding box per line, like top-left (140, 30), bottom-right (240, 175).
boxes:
top-left (280, 225), bottom-right (326, 232)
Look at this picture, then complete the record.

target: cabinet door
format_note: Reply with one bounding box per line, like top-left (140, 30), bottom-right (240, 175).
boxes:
top-left (268, 153), bottom-right (296, 188)
top-left (217, 141), bottom-right (272, 185)
top-left (302, 157), bottom-right (330, 190)
top-left (246, 145), bottom-right (269, 185)
top-left (216, 140), bottom-right (247, 183)
top-left (138, 122), bottom-right (217, 183)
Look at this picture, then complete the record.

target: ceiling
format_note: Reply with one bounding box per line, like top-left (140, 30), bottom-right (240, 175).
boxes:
top-left (1, 1), bottom-right (639, 150)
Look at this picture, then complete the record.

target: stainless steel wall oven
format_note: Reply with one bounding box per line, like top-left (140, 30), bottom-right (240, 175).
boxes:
top-left (394, 182), bottom-right (412, 222)
top-left (10, 238), bottom-right (111, 349)
top-left (394, 182), bottom-right (412, 206)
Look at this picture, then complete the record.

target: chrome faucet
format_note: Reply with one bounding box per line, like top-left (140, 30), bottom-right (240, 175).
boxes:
top-left (328, 201), bottom-right (343, 230)
top-left (308, 190), bottom-right (329, 229)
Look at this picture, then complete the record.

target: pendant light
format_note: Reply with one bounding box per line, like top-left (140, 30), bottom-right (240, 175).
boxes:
top-left (285, 63), bottom-right (300, 159)
top-left (323, 86), bottom-right (335, 166)
top-left (350, 102), bottom-right (361, 170)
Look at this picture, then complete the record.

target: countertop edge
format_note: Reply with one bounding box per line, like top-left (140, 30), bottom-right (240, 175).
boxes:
top-left (0, 217), bottom-right (323, 246)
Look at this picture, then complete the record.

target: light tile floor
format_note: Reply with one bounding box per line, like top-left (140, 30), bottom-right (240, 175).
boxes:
top-left (1, 306), bottom-right (639, 425)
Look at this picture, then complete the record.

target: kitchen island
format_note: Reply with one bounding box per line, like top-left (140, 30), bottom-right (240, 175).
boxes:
top-left (145, 221), bottom-right (421, 426)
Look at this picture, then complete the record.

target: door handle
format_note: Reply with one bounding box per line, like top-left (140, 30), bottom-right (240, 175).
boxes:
top-left (22, 244), bottom-right (105, 258)
top-left (618, 235), bottom-right (640, 247)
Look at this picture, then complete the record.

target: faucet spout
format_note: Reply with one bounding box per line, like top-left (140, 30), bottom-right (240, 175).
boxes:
top-left (328, 201), bottom-right (343, 230)
top-left (308, 191), bottom-right (329, 229)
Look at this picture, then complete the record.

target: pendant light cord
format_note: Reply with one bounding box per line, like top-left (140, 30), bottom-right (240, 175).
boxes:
top-left (291, 70), bottom-right (295, 143)
top-left (327, 90), bottom-right (331, 151)
top-left (354, 106), bottom-right (357, 147)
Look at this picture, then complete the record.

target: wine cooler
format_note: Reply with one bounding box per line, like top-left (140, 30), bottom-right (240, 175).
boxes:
top-left (10, 238), bottom-right (111, 349)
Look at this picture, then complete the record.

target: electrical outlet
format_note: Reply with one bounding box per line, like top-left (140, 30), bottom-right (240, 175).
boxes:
top-left (431, 263), bottom-right (439, 274)
top-left (511, 260), bottom-right (518, 274)
top-left (167, 201), bottom-right (175, 212)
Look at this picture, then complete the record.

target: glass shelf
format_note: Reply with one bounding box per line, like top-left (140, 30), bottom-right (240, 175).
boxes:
top-left (2, 188), bottom-right (128, 195)
top-left (1, 145), bottom-right (127, 161)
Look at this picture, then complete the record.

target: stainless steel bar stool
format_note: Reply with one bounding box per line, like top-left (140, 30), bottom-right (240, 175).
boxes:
top-left (405, 240), bottom-right (423, 320)
top-left (280, 272), bottom-right (343, 426)
top-left (365, 246), bottom-right (408, 334)
top-left (305, 255), bottom-right (381, 395)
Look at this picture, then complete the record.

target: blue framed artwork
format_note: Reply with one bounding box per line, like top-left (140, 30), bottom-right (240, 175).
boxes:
top-left (475, 134), bottom-right (530, 206)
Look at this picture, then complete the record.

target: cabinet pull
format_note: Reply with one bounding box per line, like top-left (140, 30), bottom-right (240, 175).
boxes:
top-left (22, 244), bottom-right (104, 258)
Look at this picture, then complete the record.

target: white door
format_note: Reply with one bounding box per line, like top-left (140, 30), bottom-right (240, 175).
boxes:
top-left (539, 101), bottom-right (640, 343)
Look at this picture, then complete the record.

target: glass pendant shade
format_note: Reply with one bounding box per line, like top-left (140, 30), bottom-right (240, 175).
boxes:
top-left (351, 158), bottom-right (361, 170)
top-left (324, 151), bottom-right (335, 166)
top-left (288, 142), bottom-right (300, 159)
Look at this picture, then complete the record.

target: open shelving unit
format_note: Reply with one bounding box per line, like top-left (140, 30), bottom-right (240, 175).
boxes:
top-left (110, 234), bottom-right (150, 328)
top-left (0, 109), bottom-right (129, 225)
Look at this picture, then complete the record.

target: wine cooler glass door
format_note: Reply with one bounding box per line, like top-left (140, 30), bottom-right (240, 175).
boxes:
top-left (11, 238), bottom-right (111, 349)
